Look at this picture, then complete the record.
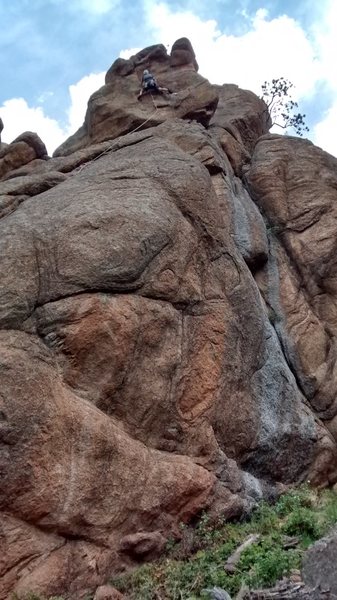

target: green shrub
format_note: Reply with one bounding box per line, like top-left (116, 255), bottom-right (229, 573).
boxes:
top-left (111, 485), bottom-right (337, 599)
top-left (238, 535), bottom-right (301, 589)
top-left (321, 490), bottom-right (337, 528)
top-left (281, 507), bottom-right (322, 540)
top-left (250, 501), bottom-right (279, 534)
top-left (275, 485), bottom-right (316, 516)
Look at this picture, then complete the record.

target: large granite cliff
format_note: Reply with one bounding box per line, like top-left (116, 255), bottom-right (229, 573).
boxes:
top-left (1, 38), bottom-right (337, 599)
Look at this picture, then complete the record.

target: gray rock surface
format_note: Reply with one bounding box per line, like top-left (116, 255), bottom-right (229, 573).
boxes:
top-left (302, 530), bottom-right (337, 598)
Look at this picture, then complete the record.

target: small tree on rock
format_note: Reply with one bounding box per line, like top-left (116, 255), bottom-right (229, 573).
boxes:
top-left (261, 77), bottom-right (309, 136)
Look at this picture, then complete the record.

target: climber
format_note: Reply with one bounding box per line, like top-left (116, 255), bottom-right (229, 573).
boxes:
top-left (0, 117), bottom-right (3, 144)
top-left (137, 69), bottom-right (169, 99)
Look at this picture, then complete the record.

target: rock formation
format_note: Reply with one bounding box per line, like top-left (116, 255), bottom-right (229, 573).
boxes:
top-left (1, 38), bottom-right (337, 599)
top-left (302, 529), bottom-right (337, 596)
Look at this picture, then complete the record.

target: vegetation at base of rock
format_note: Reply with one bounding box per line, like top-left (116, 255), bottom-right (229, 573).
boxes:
top-left (112, 486), bottom-right (337, 599)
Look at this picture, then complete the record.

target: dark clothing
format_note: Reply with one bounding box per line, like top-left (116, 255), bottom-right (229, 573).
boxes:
top-left (138, 71), bottom-right (170, 100)
top-left (141, 72), bottom-right (158, 92)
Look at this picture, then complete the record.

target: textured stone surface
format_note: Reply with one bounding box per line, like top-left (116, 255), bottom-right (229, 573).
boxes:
top-left (0, 330), bottom-right (223, 599)
top-left (94, 585), bottom-right (125, 600)
top-left (0, 130), bottom-right (318, 484)
top-left (246, 135), bottom-right (337, 485)
top-left (53, 42), bottom-right (218, 157)
top-left (209, 83), bottom-right (271, 174)
top-left (0, 140), bottom-right (36, 180)
top-left (2, 37), bottom-right (337, 600)
top-left (0, 132), bottom-right (48, 181)
top-left (302, 530), bottom-right (337, 597)
top-left (0, 193), bottom-right (28, 219)
top-left (11, 131), bottom-right (48, 158)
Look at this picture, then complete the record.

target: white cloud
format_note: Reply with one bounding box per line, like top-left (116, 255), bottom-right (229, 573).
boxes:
top-left (0, 42), bottom-right (155, 156)
top-left (311, 0), bottom-right (337, 88)
top-left (67, 72), bottom-right (105, 132)
top-left (313, 101), bottom-right (337, 157)
top-left (310, 0), bottom-right (337, 157)
top-left (0, 72), bottom-right (105, 155)
top-left (0, 98), bottom-right (66, 154)
top-left (143, 0), bottom-right (336, 155)
top-left (145, 2), bottom-right (319, 100)
top-left (119, 47), bottom-right (142, 59)
top-left (1, 0), bottom-right (336, 158)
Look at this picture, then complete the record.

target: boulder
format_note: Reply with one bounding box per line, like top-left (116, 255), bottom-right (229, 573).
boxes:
top-left (119, 531), bottom-right (167, 559)
top-left (302, 530), bottom-right (337, 597)
top-left (11, 131), bottom-right (48, 158)
top-left (0, 140), bottom-right (36, 180)
top-left (94, 586), bottom-right (125, 600)
top-left (0, 131), bottom-right (48, 181)
top-left (170, 36), bottom-right (199, 70)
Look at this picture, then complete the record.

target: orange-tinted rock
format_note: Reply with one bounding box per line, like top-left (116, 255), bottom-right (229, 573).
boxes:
top-left (0, 330), bottom-right (220, 599)
top-left (2, 38), bottom-right (337, 600)
top-left (1, 126), bottom-right (318, 485)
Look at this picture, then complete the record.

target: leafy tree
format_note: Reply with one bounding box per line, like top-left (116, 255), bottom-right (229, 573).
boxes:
top-left (261, 77), bottom-right (309, 136)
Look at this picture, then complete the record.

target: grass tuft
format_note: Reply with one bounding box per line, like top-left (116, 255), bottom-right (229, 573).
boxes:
top-left (111, 485), bottom-right (337, 599)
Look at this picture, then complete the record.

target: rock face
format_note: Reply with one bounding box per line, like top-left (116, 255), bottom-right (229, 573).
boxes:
top-left (302, 529), bottom-right (337, 597)
top-left (53, 39), bottom-right (218, 157)
top-left (1, 39), bottom-right (337, 599)
top-left (0, 130), bottom-right (48, 180)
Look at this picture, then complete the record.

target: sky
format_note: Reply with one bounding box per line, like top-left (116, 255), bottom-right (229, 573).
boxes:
top-left (0, 0), bottom-right (336, 157)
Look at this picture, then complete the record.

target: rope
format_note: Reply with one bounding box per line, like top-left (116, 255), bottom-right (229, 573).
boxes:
top-left (150, 92), bottom-right (158, 109)
top-left (74, 98), bottom-right (159, 174)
